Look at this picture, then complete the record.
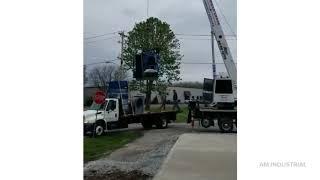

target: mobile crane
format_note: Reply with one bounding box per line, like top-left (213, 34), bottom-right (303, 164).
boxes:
top-left (188, 0), bottom-right (237, 132)
top-left (203, 0), bottom-right (237, 107)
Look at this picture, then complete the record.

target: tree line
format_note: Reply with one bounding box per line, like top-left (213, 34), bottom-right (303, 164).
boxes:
top-left (170, 81), bottom-right (203, 89)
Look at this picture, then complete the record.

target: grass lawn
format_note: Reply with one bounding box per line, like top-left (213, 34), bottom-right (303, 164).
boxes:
top-left (176, 106), bottom-right (189, 123)
top-left (149, 104), bottom-right (189, 123)
top-left (84, 131), bottom-right (143, 162)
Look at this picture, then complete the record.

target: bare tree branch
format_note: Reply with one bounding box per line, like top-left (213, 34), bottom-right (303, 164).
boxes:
top-left (88, 65), bottom-right (128, 90)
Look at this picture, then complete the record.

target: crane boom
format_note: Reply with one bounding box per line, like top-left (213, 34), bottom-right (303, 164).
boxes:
top-left (202, 0), bottom-right (237, 84)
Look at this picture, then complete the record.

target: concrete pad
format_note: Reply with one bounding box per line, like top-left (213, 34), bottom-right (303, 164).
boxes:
top-left (154, 133), bottom-right (237, 180)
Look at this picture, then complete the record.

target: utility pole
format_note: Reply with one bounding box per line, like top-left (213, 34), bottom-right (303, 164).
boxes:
top-left (118, 31), bottom-right (126, 113)
top-left (118, 31), bottom-right (125, 67)
top-left (147, 0), bottom-right (149, 18)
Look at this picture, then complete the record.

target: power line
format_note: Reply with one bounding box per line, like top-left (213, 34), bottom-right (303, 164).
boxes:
top-left (83, 35), bottom-right (236, 44)
top-left (84, 36), bottom-right (118, 44)
top-left (84, 59), bottom-right (236, 66)
top-left (84, 59), bottom-right (118, 66)
top-left (181, 62), bottom-right (237, 64)
top-left (83, 32), bottom-right (237, 42)
top-left (85, 32), bottom-right (236, 38)
top-left (178, 38), bottom-right (236, 41)
top-left (84, 31), bottom-right (118, 40)
top-left (175, 33), bottom-right (236, 37)
top-left (84, 60), bottom-right (237, 67)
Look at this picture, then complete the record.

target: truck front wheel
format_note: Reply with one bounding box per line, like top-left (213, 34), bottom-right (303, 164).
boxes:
top-left (94, 121), bottom-right (105, 136)
top-left (156, 117), bottom-right (168, 129)
top-left (218, 118), bottom-right (233, 133)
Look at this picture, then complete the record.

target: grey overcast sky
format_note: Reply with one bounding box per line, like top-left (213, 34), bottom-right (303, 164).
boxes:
top-left (84, 0), bottom-right (236, 82)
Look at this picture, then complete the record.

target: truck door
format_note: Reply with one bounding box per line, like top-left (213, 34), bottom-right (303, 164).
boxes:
top-left (104, 99), bottom-right (118, 122)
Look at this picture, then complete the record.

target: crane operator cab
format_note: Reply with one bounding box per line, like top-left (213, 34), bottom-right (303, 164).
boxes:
top-left (213, 76), bottom-right (236, 109)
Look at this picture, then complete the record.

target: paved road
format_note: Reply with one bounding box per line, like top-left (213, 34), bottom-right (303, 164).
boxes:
top-left (84, 123), bottom-right (236, 180)
top-left (154, 133), bottom-right (237, 180)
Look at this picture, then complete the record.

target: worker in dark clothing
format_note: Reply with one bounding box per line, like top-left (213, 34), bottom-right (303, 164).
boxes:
top-left (187, 98), bottom-right (196, 123)
top-left (172, 89), bottom-right (180, 112)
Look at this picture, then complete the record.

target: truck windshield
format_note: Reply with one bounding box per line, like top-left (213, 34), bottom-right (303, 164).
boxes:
top-left (215, 80), bottom-right (233, 94)
top-left (88, 101), bottom-right (107, 110)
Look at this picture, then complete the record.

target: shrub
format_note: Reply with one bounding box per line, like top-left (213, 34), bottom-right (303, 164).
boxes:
top-left (84, 96), bottom-right (93, 107)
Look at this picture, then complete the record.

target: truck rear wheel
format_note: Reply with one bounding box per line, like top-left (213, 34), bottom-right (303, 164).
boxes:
top-left (141, 120), bottom-right (152, 129)
top-left (156, 117), bottom-right (168, 129)
top-left (201, 119), bottom-right (211, 128)
top-left (218, 118), bottom-right (233, 133)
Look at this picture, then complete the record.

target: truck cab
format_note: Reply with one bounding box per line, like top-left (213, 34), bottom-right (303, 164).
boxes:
top-left (213, 77), bottom-right (235, 108)
top-left (83, 98), bottom-right (121, 136)
top-left (103, 98), bottom-right (119, 122)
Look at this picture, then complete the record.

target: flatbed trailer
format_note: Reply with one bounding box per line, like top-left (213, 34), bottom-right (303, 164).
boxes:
top-left (120, 111), bottom-right (177, 128)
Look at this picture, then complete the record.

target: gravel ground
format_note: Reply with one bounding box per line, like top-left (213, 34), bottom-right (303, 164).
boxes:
top-left (84, 123), bottom-right (236, 180)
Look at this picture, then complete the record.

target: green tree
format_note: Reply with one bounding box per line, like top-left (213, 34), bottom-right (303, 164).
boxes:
top-left (123, 17), bottom-right (182, 110)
